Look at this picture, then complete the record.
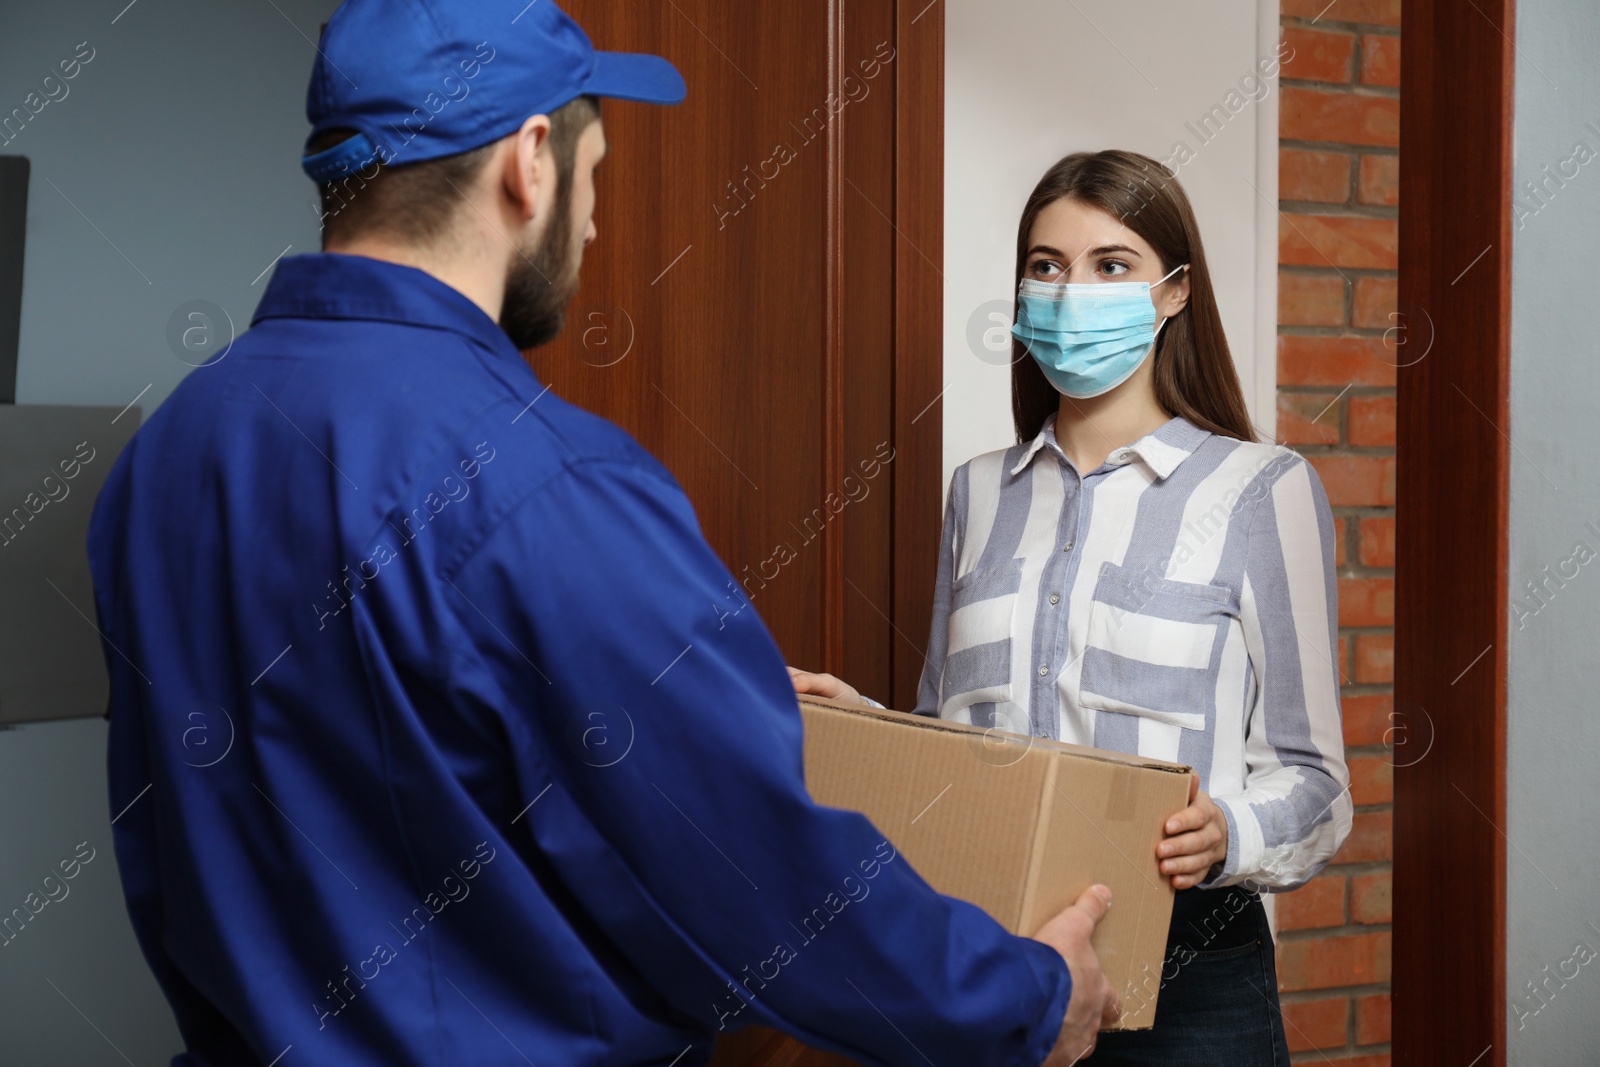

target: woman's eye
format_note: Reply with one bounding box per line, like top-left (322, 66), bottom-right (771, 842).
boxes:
top-left (1100, 260), bottom-right (1130, 277)
top-left (1032, 260), bottom-right (1062, 278)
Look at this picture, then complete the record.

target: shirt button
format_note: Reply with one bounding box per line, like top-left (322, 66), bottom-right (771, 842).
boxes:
top-left (1049, 593), bottom-right (1060, 605)
top-left (1062, 541), bottom-right (1074, 552)
top-left (1038, 665), bottom-right (1049, 676)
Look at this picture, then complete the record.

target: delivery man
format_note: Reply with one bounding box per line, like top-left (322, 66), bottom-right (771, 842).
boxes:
top-left (87, 2), bottom-right (1118, 1064)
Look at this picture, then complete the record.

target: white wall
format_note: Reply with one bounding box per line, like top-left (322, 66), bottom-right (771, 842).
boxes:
top-left (943, 0), bottom-right (1281, 487)
top-left (1505, 3), bottom-right (1600, 1060)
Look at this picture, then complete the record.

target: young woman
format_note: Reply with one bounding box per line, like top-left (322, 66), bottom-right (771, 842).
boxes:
top-left (792, 149), bottom-right (1350, 1063)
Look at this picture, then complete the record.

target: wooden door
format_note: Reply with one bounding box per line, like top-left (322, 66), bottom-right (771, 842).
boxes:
top-left (525, 5), bottom-right (942, 1063)
top-left (1394, 0), bottom-right (1512, 1062)
top-left (528, 0), bottom-right (943, 712)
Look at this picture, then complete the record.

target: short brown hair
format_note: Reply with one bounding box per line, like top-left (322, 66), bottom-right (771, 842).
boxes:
top-left (1010, 150), bottom-right (1256, 444)
top-left (311, 94), bottom-right (601, 248)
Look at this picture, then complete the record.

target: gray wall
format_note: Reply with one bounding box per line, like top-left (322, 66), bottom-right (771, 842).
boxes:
top-left (1506, 2), bottom-right (1600, 1059)
top-left (1, 0), bottom-right (334, 1061)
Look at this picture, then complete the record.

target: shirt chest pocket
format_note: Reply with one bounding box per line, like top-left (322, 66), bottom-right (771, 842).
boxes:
top-left (1078, 561), bottom-right (1238, 732)
top-left (937, 557), bottom-right (1025, 720)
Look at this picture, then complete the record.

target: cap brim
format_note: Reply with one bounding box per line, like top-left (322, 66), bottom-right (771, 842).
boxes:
top-left (581, 51), bottom-right (687, 105)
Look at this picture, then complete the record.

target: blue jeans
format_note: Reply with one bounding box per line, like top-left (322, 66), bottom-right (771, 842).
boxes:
top-left (1082, 886), bottom-right (1290, 1066)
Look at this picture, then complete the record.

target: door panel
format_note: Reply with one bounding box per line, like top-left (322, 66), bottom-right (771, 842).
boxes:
top-left (526, 5), bottom-right (943, 1064)
top-left (530, 0), bottom-right (941, 705)
top-left (530, 1), bottom-right (831, 669)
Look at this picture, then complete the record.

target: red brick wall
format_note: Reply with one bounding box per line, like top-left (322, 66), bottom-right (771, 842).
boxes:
top-left (1273, 1), bottom-right (1398, 1062)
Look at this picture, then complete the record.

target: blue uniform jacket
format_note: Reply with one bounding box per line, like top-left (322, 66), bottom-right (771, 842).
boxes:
top-left (87, 252), bottom-right (1070, 1067)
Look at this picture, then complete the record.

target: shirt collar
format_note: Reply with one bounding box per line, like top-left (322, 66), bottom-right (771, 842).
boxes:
top-left (251, 252), bottom-right (525, 364)
top-left (1009, 410), bottom-right (1211, 480)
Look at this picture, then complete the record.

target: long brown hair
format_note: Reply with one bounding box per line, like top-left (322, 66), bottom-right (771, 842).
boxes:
top-left (1010, 150), bottom-right (1256, 443)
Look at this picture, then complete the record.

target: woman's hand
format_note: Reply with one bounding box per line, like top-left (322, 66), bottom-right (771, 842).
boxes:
top-left (786, 666), bottom-right (866, 705)
top-left (1157, 772), bottom-right (1229, 890)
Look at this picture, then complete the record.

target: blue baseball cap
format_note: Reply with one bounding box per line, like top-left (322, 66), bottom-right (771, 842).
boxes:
top-left (302, 0), bottom-right (686, 184)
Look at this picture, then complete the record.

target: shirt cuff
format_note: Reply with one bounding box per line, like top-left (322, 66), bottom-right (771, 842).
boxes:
top-left (1199, 796), bottom-right (1257, 889)
top-left (859, 695), bottom-right (886, 709)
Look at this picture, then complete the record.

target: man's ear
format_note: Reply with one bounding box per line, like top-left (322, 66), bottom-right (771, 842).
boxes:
top-left (503, 113), bottom-right (554, 223)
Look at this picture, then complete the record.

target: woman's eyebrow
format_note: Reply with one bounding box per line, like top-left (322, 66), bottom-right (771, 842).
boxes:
top-left (1025, 243), bottom-right (1143, 260)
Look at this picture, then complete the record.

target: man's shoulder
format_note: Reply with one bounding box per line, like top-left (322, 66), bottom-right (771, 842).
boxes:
top-left (229, 310), bottom-right (674, 496)
top-left (386, 384), bottom-right (689, 576)
top-left (135, 323), bottom-right (679, 566)
top-left (495, 388), bottom-right (674, 491)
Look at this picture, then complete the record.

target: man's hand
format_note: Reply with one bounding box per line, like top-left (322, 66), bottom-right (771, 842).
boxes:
top-left (786, 666), bottom-right (866, 705)
top-left (1158, 772), bottom-right (1229, 890)
top-left (1034, 884), bottom-right (1120, 1064)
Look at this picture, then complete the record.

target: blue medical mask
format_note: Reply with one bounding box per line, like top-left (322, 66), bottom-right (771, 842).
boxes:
top-left (1011, 263), bottom-right (1188, 399)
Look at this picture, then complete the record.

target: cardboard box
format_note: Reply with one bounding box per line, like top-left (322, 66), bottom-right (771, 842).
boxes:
top-left (710, 696), bottom-right (1194, 1066)
top-left (797, 694), bottom-right (1192, 1032)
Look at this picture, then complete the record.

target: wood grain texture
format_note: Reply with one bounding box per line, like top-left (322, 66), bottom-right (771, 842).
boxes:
top-left (839, 2), bottom-right (901, 703)
top-left (888, 0), bottom-right (944, 712)
top-left (531, 2), bottom-right (936, 710)
top-left (1394, 0), bottom-right (1512, 1062)
top-left (822, 0), bottom-right (846, 675)
top-left (530, 0), bottom-right (834, 669)
top-left (526, 5), bottom-right (942, 1060)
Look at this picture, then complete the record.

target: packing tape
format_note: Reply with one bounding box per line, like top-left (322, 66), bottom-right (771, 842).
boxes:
top-left (1104, 765), bottom-right (1137, 822)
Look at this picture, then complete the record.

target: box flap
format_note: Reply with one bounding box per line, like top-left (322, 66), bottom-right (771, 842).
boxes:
top-left (797, 695), bottom-right (1193, 776)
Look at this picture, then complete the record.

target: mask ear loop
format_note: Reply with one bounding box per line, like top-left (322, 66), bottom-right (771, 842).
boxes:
top-left (1151, 262), bottom-right (1189, 289)
top-left (1142, 265), bottom-right (1190, 374)
top-left (1150, 262), bottom-right (1190, 335)
top-left (1148, 316), bottom-right (1170, 353)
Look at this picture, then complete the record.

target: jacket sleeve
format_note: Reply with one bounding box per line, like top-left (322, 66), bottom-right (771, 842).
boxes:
top-left (444, 453), bottom-right (1069, 1067)
top-left (1201, 454), bottom-right (1352, 892)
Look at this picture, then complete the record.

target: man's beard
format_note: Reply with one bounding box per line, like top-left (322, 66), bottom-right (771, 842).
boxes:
top-left (500, 175), bottom-right (580, 351)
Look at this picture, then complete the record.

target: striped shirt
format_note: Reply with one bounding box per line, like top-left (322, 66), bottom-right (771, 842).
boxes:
top-left (914, 412), bottom-right (1350, 891)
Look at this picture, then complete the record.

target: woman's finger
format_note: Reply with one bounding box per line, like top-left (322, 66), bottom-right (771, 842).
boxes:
top-left (1159, 852), bottom-right (1213, 876)
top-left (1164, 804), bottom-right (1206, 835)
top-left (1158, 829), bottom-right (1212, 859)
top-left (787, 669), bottom-right (859, 701)
top-left (789, 670), bottom-right (824, 693)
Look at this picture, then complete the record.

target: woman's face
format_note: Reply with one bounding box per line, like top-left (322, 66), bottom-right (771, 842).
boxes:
top-left (1023, 197), bottom-right (1190, 320)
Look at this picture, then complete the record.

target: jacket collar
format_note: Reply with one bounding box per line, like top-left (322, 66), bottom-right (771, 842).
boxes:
top-left (252, 252), bottom-right (523, 363)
